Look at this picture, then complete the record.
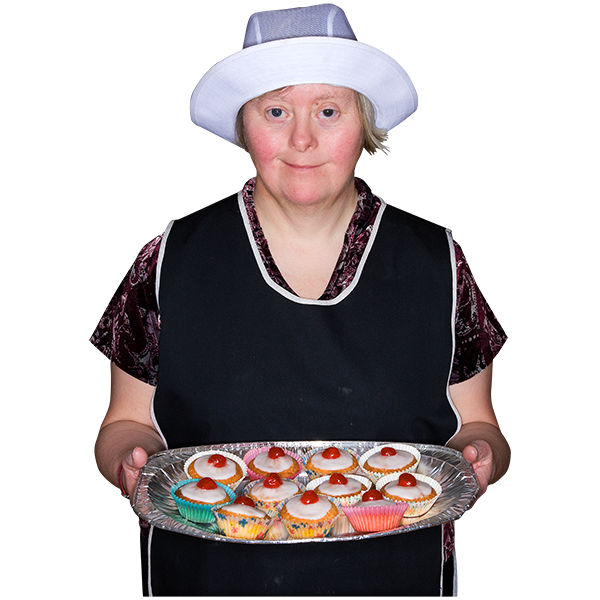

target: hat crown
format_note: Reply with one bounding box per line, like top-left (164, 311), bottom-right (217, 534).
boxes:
top-left (243, 4), bottom-right (356, 49)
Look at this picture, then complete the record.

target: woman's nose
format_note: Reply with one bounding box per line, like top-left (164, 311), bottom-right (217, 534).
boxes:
top-left (289, 114), bottom-right (316, 152)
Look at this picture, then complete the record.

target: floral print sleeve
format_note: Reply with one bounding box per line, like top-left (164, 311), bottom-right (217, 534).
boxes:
top-left (451, 242), bottom-right (507, 384)
top-left (90, 236), bottom-right (162, 386)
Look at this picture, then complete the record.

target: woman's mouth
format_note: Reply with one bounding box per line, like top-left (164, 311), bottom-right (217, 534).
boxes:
top-left (283, 162), bottom-right (321, 171)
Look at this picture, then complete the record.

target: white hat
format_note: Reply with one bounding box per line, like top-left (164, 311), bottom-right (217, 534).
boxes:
top-left (190, 4), bottom-right (418, 145)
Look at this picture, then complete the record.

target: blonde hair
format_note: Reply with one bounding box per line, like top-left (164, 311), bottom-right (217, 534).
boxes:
top-left (235, 89), bottom-right (388, 155)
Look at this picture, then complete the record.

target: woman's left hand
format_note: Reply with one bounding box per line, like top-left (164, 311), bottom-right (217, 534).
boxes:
top-left (462, 439), bottom-right (494, 497)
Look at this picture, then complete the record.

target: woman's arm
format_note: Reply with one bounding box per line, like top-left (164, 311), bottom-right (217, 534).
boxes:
top-left (95, 363), bottom-right (166, 498)
top-left (447, 364), bottom-right (510, 496)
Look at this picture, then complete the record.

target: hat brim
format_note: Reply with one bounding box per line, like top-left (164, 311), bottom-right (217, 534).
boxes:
top-left (190, 37), bottom-right (418, 144)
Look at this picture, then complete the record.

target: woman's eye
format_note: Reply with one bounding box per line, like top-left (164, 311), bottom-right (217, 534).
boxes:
top-left (320, 108), bottom-right (337, 118)
top-left (267, 108), bottom-right (285, 118)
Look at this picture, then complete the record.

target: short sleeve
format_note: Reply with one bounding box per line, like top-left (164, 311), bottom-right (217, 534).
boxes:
top-left (450, 242), bottom-right (507, 384)
top-left (90, 236), bottom-right (162, 385)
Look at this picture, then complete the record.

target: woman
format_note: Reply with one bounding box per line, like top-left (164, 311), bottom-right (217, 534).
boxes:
top-left (93, 4), bottom-right (509, 596)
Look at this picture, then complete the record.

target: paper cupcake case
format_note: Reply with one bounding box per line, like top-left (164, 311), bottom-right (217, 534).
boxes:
top-left (358, 443), bottom-right (421, 482)
top-left (376, 472), bottom-right (442, 518)
top-left (212, 509), bottom-right (275, 540)
top-left (242, 446), bottom-right (305, 480)
top-left (304, 446), bottom-right (360, 479)
top-left (279, 513), bottom-right (340, 539)
top-left (341, 501), bottom-right (408, 533)
top-left (306, 474), bottom-right (372, 507)
top-left (331, 515), bottom-right (355, 536)
top-left (183, 450), bottom-right (248, 484)
top-left (242, 478), bottom-right (305, 517)
top-left (170, 479), bottom-right (236, 523)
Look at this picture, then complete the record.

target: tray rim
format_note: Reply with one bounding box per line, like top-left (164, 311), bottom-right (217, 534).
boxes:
top-left (132, 441), bottom-right (479, 544)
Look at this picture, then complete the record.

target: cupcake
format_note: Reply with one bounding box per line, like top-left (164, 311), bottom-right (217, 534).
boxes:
top-left (279, 490), bottom-right (339, 539)
top-left (213, 496), bottom-right (274, 540)
top-left (245, 473), bottom-right (303, 516)
top-left (305, 446), bottom-right (358, 478)
top-left (184, 451), bottom-right (247, 487)
top-left (341, 489), bottom-right (408, 533)
top-left (171, 477), bottom-right (235, 523)
top-left (244, 446), bottom-right (302, 480)
top-left (359, 443), bottom-right (420, 482)
top-left (377, 472), bottom-right (442, 517)
top-left (307, 473), bottom-right (371, 507)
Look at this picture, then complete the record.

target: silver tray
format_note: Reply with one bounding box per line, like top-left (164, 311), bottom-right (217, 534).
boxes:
top-left (132, 441), bottom-right (479, 544)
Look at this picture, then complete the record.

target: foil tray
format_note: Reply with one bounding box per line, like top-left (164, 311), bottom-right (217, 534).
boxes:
top-left (132, 441), bottom-right (479, 544)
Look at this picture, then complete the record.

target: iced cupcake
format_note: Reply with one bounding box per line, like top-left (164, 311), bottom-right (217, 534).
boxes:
top-left (279, 490), bottom-right (339, 539)
top-left (307, 473), bottom-right (371, 507)
top-left (213, 496), bottom-right (274, 540)
top-left (245, 473), bottom-right (303, 516)
top-left (244, 446), bottom-right (302, 480)
top-left (184, 450), bottom-right (247, 487)
top-left (171, 477), bottom-right (236, 523)
top-left (359, 443), bottom-right (420, 482)
top-left (305, 446), bottom-right (358, 479)
top-left (341, 489), bottom-right (408, 533)
top-left (377, 472), bottom-right (442, 517)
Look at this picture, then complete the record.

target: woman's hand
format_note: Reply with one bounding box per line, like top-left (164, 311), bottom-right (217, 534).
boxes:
top-left (462, 439), bottom-right (494, 497)
top-left (119, 446), bottom-right (149, 500)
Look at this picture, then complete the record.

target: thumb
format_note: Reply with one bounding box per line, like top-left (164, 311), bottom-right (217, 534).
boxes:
top-left (125, 446), bottom-right (148, 469)
top-left (462, 443), bottom-right (479, 465)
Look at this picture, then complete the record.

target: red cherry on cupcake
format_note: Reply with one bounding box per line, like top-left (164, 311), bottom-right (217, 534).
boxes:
top-left (380, 446), bottom-right (397, 457)
top-left (207, 454), bottom-right (227, 468)
top-left (263, 473), bottom-right (283, 488)
top-left (300, 490), bottom-right (320, 505)
top-left (268, 446), bottom-right (286, 459)
top-left (196, 477), bottom-right (218, 490)
top-left (322, 447), bottom-right (341, 459)
top-left (362, 489), bottom-right (384, 502)
top-left (233, 496), bottom-right (256, 507)
top-left (329, 473), bottom-right (348, 485)
top-left (398, 473), bottom-right (417, 487)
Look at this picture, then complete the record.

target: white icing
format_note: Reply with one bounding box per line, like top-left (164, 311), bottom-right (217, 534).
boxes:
top-left (252, 451), bottom-right (294, 473)
top-left (384, 480), bottom-right (433, 500)
top-left (250, 479), bottom-right (299, 502)
top-left (192, 455), bottom-right (238, 479)
top-left (284, 496), bottom-right (335, 520)
top-left (220, 504), bottom-right (267, 518)
top-left (366, 449), bottom-right (415, 470)
top-left (310, 449), bottom-right (354, 470)
top-left (317, 478), bottom-right (363, 496)
top-left (355, 499), bottom-right (396, 507)
top-left (178, 482), bottom-right (229, 503)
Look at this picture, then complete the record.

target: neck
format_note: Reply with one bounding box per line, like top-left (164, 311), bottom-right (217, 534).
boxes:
top-left (252, 175), bottom-right (358, 243)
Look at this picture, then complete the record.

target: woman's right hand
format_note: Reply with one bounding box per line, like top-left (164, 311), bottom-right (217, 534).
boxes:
top-left (120, 446), bottom-right (149, 500)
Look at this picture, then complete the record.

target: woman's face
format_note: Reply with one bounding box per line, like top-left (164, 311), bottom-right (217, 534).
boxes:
top-left (242, 84), bottom-right (364, 209)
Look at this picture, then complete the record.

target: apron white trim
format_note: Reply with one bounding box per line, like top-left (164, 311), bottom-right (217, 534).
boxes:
top-left (237, 190), bottom-right (387, 306)
top-left (153, 221), bottom-right (174, 452)
top-left (155, 219), bottom-right (174, 312)
top-left (147, 525), bottom-right (155, 596)
top-left (444, 229), bottom-right (462, 443)
top-left (150, 389), bottom-right (168, 450)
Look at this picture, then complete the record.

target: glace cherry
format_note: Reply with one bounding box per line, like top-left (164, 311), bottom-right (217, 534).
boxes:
top-left (196, 477), bottom-right (218, 490)
top-left (322, 447), bottom-right (341, 459)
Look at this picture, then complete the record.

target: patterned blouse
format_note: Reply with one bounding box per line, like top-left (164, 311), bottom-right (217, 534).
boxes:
top-left (90, 178), bottom-right (507, 387)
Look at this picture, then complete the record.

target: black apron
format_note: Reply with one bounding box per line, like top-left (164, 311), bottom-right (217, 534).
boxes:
top-left (149, 193), bottom-right (458, 595)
